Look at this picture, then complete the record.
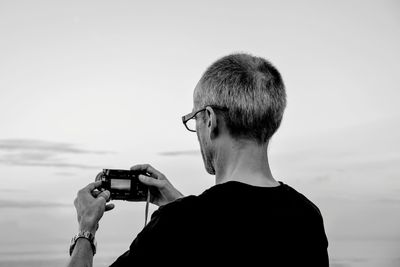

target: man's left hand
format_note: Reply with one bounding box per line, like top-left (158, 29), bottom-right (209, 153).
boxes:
top-left (74, 181), bottom-right (115, 234)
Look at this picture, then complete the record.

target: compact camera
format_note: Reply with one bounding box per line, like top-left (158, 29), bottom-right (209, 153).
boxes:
top-left (97, 169), bottom-right (149, 201)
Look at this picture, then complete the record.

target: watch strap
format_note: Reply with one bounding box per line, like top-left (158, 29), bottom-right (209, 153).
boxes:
top-left (69, 230), bottom-right (97, 256)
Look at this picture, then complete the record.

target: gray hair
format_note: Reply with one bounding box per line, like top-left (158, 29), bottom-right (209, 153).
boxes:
top-left (195, 53), bottom-right (287, 144)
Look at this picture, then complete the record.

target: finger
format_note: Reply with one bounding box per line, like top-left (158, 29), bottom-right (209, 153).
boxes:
top-left (97, 190), bottom-right (111, 202)
top-left (84, 181), bottom-right (102, 192)
top-left (95, 172), bottom-right (103, 182)
top-left (105, 203), bottom-right (115, 212)
top-left (138, 174), bottom-right (164, 188)
top-left (130, 164), bottom-right (164, 180)
top-left (92, 190), bottom-right (101, 198)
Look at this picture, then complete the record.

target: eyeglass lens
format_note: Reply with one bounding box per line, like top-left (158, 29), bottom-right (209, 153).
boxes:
top-left (186, 117), bottom-right (197, 131)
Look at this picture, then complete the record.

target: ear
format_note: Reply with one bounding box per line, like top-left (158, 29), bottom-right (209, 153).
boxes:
top-left (205, 106), bottom-right (219, 140)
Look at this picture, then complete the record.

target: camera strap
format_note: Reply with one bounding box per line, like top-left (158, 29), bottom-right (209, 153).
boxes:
top-left (144, 188), bottom-right (150, 226)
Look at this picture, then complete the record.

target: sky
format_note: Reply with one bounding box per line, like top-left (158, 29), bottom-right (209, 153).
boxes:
top-left (0, 0), bottom-right (399, 266)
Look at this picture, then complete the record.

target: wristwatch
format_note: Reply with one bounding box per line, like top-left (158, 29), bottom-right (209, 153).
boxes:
top-left (69, 230), bottom-right (97, 256)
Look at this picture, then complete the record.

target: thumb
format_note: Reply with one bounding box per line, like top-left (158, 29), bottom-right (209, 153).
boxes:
top-left (139, 174), bottom-right (163, 188)
top-left (97, 190), bottom-right (111, 202)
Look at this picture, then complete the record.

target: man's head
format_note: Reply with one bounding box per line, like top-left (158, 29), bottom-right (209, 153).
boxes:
top-left (192, 53), bottom-right (287, 174)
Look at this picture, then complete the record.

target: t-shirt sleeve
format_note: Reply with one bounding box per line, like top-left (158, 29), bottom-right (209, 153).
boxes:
top-left (109, 196), bottom-right (196, 266)
top-left (303, 203), bottom-right (330, 266)
top-left (315, 210), bottom-right (329, 266)
top-left (109, 208), bottom-right (167, 266)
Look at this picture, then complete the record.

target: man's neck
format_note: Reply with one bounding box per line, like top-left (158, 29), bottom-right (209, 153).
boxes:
top-left (214, 138), bottom-right (280, 187)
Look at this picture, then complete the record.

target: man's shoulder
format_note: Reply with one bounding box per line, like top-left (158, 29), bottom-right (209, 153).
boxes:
top-left (153, 184), bottom-right (222, 216)
top-left (152, 181), bottom-right (325, 221)
top-left (283, 183), bottom-right (324, 217)
top-left (150, 195), bottom-right (200, 220)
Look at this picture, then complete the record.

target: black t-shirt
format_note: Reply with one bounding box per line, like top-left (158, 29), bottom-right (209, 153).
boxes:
top-left (110, 181), bottom-right (329, 266)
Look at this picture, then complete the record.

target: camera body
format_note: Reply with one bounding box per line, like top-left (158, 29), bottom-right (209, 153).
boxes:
top-left (97, 169), bottom-right (148, 201)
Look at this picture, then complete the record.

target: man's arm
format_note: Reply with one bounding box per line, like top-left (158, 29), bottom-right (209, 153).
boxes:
top-left (68, 238), bottom-right (94, 267)
top-left (67, 165), bottom-right (183, 267)
top-left (67, 181), bottom-right (114, 267)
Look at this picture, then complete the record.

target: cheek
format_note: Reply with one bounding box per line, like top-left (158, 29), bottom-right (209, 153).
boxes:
top-left (196, 131), bottom-right (201, 144)
top-left (197, 130), bottom-right (205, 146)
top-left (195, 117), bottom-right (202, 131)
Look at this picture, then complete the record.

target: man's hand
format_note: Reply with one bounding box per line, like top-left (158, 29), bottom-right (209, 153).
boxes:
top-left (131, 164), bottom-right (184, 206)
top-left (74, 181), bottom-right (115, 234)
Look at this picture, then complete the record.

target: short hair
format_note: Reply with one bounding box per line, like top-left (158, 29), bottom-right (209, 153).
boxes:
top-left (195, 53), bottom-right (287, 144)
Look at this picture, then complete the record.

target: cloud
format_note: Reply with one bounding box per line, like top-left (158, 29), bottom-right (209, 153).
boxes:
top-left (376, 197), bottom-right (400, 204)
top-left (0, 158), bottom-right (100, 169)
top-left (158, 150), bottom-right (199, 156)
top-left (0, 199), bottom-right (70, 209)
top-left (54, 171), bottom-right (77, 176)
top-left (311, 175), bottom-right (331, 184)
top-left (0, 188), bottom-right (26, 193)
top-left (0, 139), bottom-right (112, 154)
top-left (0, 139), bottom-right (112, 169)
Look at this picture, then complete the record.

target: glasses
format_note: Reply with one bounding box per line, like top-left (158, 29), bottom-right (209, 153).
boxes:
top-left (182, 105), bottom-right (228, 132)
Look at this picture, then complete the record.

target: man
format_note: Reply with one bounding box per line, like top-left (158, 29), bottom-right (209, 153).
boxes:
top-left (68, 53), bottom-right (329, 266)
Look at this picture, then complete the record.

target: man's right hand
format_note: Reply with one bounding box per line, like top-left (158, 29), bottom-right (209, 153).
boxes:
top-left (130, 164), bottom-right (184, 206)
